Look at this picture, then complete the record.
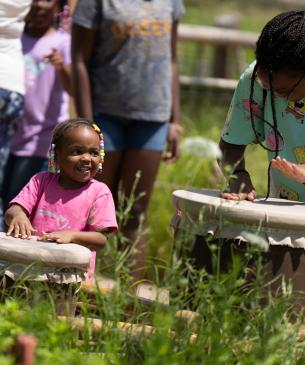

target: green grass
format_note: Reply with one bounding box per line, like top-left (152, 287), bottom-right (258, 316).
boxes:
top-left (1, 239), bottom-right (305, 364)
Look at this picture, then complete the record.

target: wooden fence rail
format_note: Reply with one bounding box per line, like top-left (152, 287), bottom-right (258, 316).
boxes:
top-left (178, 24), bottom-right (258, 48)
top-left (178, 23), bottom-right (259, 90)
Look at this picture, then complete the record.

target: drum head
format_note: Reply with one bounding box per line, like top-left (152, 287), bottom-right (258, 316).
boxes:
top-left (0, 232), bottom-right (91, 269)
top-left (173, 188), bottom-right (305, 230)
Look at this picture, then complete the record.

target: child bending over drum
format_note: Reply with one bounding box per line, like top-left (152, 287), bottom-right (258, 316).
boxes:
top-left (4, 118), bottom-right (118, 249)
top-left (219, 11), bottom-right (305, 202)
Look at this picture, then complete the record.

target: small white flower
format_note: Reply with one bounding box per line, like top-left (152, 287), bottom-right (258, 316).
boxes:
top-left (181, 136), bottom-right (222, 159)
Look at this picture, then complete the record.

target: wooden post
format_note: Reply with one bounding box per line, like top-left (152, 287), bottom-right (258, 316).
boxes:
top-left (212, 13), bottom-right (242, 79)
top-left (14, 335), bottom-right (37, 365)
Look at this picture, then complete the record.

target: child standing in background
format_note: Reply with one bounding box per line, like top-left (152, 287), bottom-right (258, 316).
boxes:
top-left (0, 0), bottom-right (32, 182)
top-left (1, 0), bottom-right (72, 212)
top-left (72, 0), bottom-right (185, 279)
top-left (5, 119), bottom-right (117, 249)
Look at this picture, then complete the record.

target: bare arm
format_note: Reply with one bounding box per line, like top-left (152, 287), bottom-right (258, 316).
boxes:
top-left (38, 230), bottom-right (107, 251)
top-left (163, 21), bottom-right (183, 163)
top-left (71, 23), bottom-right (96, 119)
top-left (219, 138), bottom-right (256, 201)
top-left (57, 64), bottom-right (71, 94)
top-left (45, 49), bottom-right (72, 94)
top-left (272, 156), bottom-right (305, 183)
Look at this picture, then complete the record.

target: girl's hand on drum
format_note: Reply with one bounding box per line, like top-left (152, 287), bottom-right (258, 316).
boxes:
top-left (221, 169), bottom-right (256, 201)
top-left (5, 204), bottom-right (36, 239)
top-left (6, 215), bottom-right (36, 239)
top-left (38, 231), bottom-right (74, 244)
top-left (271, 156), bottom-right (305, 183)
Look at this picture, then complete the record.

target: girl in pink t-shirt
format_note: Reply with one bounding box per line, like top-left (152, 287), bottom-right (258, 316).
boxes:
top-left (4, 119), bottom-right (118, 250)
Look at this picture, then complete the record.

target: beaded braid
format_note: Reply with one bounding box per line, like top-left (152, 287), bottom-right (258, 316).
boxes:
top-left (48, 143), bottom-right (57, 173)
top-left (56, 0), bottom-right (71, 32)
top-left (249, 10), bottom-right (305, 199)
top-left (91, 123), bottom-right (105, 172)
top-left (47, 118), bottom-right (105, 173)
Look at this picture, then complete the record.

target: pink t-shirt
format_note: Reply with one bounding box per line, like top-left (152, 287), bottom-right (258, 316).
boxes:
top-left (10, 172), bottom-right (118, 236)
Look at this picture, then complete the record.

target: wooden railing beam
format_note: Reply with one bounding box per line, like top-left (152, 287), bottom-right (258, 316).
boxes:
top-left (178, 24), bottom-right (258, 49)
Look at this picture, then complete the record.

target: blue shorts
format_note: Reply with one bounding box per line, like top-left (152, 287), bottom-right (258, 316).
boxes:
top-left (94, 113), bottom-right (169, 152)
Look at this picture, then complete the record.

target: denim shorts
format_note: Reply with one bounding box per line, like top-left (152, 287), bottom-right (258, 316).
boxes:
top-left (94, 113), bottom-right (169, 152)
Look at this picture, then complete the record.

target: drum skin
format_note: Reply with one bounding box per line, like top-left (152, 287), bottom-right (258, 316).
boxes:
top-left (0, 232), bottom-right (91, 269)
top-left (172, 188), bottom-right (305, 230)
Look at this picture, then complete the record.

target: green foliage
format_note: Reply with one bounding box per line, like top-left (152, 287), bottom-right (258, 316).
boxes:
top-left (1, 236), bottom-right (305, 364)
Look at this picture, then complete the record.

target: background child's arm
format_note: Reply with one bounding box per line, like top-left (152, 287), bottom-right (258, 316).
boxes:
top-left (38, 230), bottom-right (107, 250)
top-left (218, 138), bottom-right (256, 201)
top-left (44, 48), bottom-right (71, 95)
top-left (71, 23), bottom-right (97, 120)
top-left (4, 204), bottom-right (36, 239)
top-left (163, 21), bottom-right (183, 164)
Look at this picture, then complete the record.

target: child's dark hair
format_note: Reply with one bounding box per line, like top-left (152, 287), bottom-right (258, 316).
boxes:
top-left (52, 118), bottom-right (100, 147)
top-left (48, 118), bottom-right (105, 173)
top-left (255, 11), bottom-right (305, 74)
top-left (249, 11), bottom-right (305, 199)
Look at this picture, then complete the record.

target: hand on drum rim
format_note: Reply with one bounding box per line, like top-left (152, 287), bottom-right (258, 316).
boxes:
top-left (6, 224), bottom-right (37, 239)
top-left (225, 168), bottom-right (256, 201)
top-left (221, 190), bottom-right (256, 201)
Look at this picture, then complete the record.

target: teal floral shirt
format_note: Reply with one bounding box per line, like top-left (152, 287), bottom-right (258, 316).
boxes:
top-left (222, 62), bottom-right (305, 201)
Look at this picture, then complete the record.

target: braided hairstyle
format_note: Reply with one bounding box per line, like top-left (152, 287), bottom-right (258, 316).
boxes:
top-left (51, 118), bottom-right (94, 147)
top-left (57, 0), bottom-right (70, 30)
top-left (25, 0), bottom-right (69, 30)
top-left (249, 10), bottom-right (305, 199)
top-left (48, 118), bottom-right (105, 173)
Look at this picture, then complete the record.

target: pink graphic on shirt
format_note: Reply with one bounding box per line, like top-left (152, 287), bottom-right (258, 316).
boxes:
top-left (266, 129), bottom-right (284, 151)
top-left (242, 99), bottom-right (262, 121)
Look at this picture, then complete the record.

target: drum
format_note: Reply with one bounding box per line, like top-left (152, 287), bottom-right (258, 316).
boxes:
top-left (171, 188), bottom-right (305, 301)
top-left (0, 232), bottom-right (92, 283)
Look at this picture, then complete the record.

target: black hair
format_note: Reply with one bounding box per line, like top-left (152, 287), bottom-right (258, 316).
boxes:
top-left (51, 118), bottom-right (97, 148)
top-left (59, 0), bottom-right (68, 9)
top-left (25, 0), bottom-right (68, 29)
top-left (256, 11), bottom-right (305, 74)
top-left (56, 0), bottom-right (69, 28)
top-left (249, 10), bottom-right (305, 199)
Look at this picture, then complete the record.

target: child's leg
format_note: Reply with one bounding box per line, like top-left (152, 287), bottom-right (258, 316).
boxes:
top-left (49, 282), bottom-right (80, 317)
top-left (100, 149), bottom-right (162, 279)
top-left (118, 150), bottom-right (162, 279)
